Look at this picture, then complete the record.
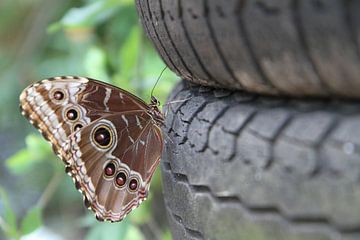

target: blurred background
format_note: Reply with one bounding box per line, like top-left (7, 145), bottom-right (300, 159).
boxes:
top-left (0, 0), bottom-right (178, 239)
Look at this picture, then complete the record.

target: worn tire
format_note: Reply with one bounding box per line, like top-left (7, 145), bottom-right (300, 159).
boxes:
top-left (162, 80), bottom-right (360, 240)
top-left (136, 0), bottom-right (360, 98)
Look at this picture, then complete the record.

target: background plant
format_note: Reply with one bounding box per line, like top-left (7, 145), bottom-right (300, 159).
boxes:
top-left (0, 0), bottom-right (177, 239)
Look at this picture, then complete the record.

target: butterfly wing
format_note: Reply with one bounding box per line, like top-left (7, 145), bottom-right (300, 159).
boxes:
top-left (19, 76), bottom-right (149, 163)
top-left (20, 76), bottom-right (164, 222)
top-left (67, 112), bottom-right (163, 221)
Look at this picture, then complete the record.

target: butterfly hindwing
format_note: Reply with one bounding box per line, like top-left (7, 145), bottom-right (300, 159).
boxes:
top-left (67, 112), bottom-right (163, 221)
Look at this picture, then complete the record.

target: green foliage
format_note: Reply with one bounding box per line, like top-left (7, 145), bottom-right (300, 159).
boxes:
top-left (48, 0), bottom-right (131, 32)
top-left (129, 194), bottom-right (152, 225)
top-left (20, 207), bottom-right (43, 236)
top-left (162, 230), bottom-right (173, 240)
top-left (1, 0), bottom-right (177, 239)
top-left (84, 46), bottom-right (110, 82)
top-left (85, 219), bottom-right (130, 240)
top-left (0, 187), bottom-right (43, 239)
top-left (124, 224), bottom-right (145, 240)
top-left (6, 134), bottom-right (53, 174)
top-left (118, 26), bottom-right (141, 85)
top-left (0, 186), bottom-right (18, 239)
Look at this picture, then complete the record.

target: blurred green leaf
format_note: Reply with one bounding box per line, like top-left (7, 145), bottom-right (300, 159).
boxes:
top-left (162, 229), bottom-right (172, 240)
top-left (84, 46), bottom-right (110, 82)
top-left (140, 46), bottom-right (178, 102)
top-left (5, 149), bottom-right (31, 174)
top-left (20, 207), bottom-right (42, 235)
top-left (0, 186), bottom-right (18, 238)
top-left (151, 167), bottom-right (163, 193)
top-left (48, 0), bottom-right (132, 33)
top-left (0, 0), bottom-right (178, 238)
top-left (103, 4), bottom-right (138, 71)
top-left (123, 224), bottom-right (145, 240)
top-left (129, 198), bottom-right (151, 225)
top-left (25, 134), bottom-right (53, 158)
top-left (116, 0), bottom-right (134, 5)
top-left (5, 134), bottom-right (53, 174)
top-left (85, 218), bottom-right (130, 240)
top-left (119, 26), bottom-right (140, 82)
top-left (78, 213), bottom-right (99, 228)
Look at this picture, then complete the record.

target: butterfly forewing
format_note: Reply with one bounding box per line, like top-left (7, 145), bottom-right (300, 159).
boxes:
top-left (19, 76), bottom-right (164, 222)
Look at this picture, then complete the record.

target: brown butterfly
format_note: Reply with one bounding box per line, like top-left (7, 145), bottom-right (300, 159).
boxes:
top-left (19, 76), bottom-right (164, 222)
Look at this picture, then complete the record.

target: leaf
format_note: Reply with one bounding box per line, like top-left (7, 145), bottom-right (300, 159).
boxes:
top-left (20, 207), bottom-right (42, 235)
top-left (5, 149), bottom-right (31, 174)
top-left (0, 186), bottom-right (18, 238)
top-left (118, 26), bottom-right (140, 82)
top-left (123, 224), bottom-right (145, 240)
top-left (150, 167), bottom-right (163, 193)
top-left (48, 0), bottom-right (125, 33)
top-left (137, 43), bottom-right (179, 102)
top-left (5, 134), bottom-right (53, 174)
top-left (103, 4), bottom-right (138, 72)
top-left (162, 229), bottom-right (172, 240)
top-left (25, 134), bottom-right (52, 159)
top-left (49, 2), bottom-right (107, 32)
top-left (129, 195), bottom-right (152, 225)
top-left (84, 46), bottom-right (110, 82)
top-left (85, 217), bottom-right (129, 240)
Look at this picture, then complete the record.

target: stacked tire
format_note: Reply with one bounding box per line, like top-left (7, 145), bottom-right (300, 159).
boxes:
top-left (136, 1), bottom-right (360, 240)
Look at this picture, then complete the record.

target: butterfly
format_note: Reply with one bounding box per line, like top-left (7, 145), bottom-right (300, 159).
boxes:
top-left (19, 76), bottom-right (164, 222)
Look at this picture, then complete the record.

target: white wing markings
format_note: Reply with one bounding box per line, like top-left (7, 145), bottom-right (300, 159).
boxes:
top-left (135, 115), bottom-right (143, 129)
top-left (104, 88), bottom-right (111, 111)
top-left (121, 115), bottom-right (129, 126)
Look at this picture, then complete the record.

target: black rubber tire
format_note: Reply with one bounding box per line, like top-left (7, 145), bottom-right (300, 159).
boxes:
top-left (162, 80), bottom-right (360, 240)
top-left (136, 0), bottom-right (360, 99)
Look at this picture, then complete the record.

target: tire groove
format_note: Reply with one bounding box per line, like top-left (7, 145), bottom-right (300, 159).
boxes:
top-left (137, 1), bottom-right (164, 60)
top-left (292, 0), bottom-right (332, 96)
top-left (175, 102), bottom-right (208, 145)
top-left (163, 83), bottom-right (190, 133)
top-left (203, 0), bottom-right (244, 88)
top-left (235, 0), bottom-right (279, 91)
top-left (344, 0), bottom-right (360, 61)
top-left (174, 89), bottom-right (216, 148)
top-left (265, 112), bottom-right (293, 169)
top-left (165, 205), bottom-right (204, 240)
top-left (137, 1), bottom-right (175, 73)
top-left (159, 0), bottom-right (195, 80)
top-left (310, 115), bottom-right (340, 177)
top-left (142, 0), bottom-right (182, 76)
top-left (229, 108), bottom-right (258, 164)
top-left (178, 0), bottom-right (223, 87)
top-left (199, 103), bottom-right (231, 156)
top-left (169, 87), bottom-right (234, 155)
top-left (163, 164), bottom-right (360, 235)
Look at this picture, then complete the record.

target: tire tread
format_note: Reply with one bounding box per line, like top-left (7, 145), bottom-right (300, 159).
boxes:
top-left (137, 0), bottom-right (360, 98)
top-left (162, 81), bottom-right (360, 240)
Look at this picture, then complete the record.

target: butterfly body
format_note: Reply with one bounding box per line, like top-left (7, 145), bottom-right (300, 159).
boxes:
top-left (19, 76), bottom-right (164, 222)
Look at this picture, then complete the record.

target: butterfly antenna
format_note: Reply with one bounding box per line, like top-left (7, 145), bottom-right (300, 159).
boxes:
top-left (151, 66), bottom-right (168, 97)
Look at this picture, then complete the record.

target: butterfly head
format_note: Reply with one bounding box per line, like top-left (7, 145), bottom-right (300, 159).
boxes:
top-left (149, 96), bottom-right (164, 126)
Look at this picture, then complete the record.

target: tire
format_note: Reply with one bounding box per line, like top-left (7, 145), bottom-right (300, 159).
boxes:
top-left (162, 80), bottom-right (360, 240)
top-left (136, 0), bottom-right (360, 98)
